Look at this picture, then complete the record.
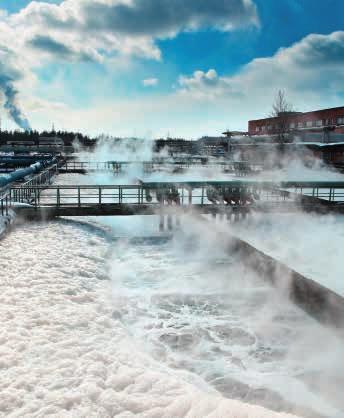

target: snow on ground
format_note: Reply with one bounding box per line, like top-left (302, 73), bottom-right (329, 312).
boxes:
top-left (0, 220), bottom-right (304, 418)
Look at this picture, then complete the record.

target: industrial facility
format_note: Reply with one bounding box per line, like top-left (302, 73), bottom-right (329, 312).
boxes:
top-left (249, 105), bottom-right (344, 142)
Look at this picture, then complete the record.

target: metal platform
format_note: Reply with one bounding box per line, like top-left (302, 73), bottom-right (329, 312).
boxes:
top-left (4, 180), bottom-right (344, 219)
top-left (58, 160), bottom-right (263, 175)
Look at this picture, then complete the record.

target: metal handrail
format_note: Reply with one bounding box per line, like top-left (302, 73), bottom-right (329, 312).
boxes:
top-left (0, 187), bottom-right (11, 216)
top-left (59, 160), bottom-right (264, 173)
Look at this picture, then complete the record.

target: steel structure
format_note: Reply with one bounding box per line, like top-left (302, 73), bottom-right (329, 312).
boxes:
top-left (58, 160), bottom-right (263, 175)
top-left (0, 164), bottom-right (58, 216)
top-left (5, 180), bottom-right (344, 219)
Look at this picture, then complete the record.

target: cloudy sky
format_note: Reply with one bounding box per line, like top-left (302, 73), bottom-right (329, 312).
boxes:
top-left (0, 0), bottom-right (343, 138)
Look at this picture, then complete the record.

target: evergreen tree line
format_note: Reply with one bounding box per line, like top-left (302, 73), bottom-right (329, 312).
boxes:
top-left (0, 130), bottom-right (97, 147)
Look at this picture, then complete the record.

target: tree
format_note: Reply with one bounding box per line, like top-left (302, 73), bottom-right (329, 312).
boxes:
top-left (269, 90), bottom-right (295, 143)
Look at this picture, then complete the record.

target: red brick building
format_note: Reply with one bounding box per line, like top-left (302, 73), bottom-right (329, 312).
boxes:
top-left (248, 106), bottom-right (344, 137)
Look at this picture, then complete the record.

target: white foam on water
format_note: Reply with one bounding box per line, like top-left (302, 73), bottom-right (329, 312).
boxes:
top-left (106, 219), bottom-right (344, 418)
top-left (2, 150), bottom-right (343, 417)
top-left (0, 220), bottom-right (305, 418)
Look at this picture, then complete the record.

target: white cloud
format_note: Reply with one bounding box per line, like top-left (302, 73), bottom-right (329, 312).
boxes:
top-left (0, 0), bottom-right (258, 128)
top-left (175, 31), bottom-right (344, 122)
top-left (0, 9), bottom-right (8, 20)
top-left (1, 30), bottom-right (336, 137)
top-left (142, 78), bottom-right (158, 87)
top-left (26, 30), bottom-right (344, 138)
top-left (178, 69), bottom-right (239, 100)
top-left (6, 0), bottom-right (258, 62)
top-left (1, 2), bottom-right (343, 137)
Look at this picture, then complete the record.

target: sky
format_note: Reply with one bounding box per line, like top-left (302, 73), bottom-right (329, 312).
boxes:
top-left (0, 0), bottom-right (343, 138)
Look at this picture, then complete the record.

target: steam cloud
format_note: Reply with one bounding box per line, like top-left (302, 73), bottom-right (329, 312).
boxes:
top-left (0, 76), bottom-right (31, 131)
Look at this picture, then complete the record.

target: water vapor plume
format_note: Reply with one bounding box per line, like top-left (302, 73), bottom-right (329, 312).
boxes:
top-left (0, 75), bottom-right (31, 131)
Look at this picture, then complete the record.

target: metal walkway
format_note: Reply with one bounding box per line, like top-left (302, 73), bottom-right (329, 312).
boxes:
top-left (58, 160), bottom-right (263, 175)
top-left (0, 164), bottom-right (58, 216)
top-left (6, 180), bottom-right (344, 219)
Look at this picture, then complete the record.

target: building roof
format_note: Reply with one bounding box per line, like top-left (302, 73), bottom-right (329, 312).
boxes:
top-left (249, 105), bottom-right (344, 123)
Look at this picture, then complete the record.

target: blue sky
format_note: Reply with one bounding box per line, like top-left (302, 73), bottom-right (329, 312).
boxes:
top-left (0, 0), bottom-right (343, 137)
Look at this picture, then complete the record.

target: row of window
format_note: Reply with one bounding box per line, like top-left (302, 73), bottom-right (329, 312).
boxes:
top-left (255, 116), bottom-right (344, 132)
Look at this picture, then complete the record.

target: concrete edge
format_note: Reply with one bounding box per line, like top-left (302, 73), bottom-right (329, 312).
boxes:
top-left (228, 236), bottom-right (344, 335)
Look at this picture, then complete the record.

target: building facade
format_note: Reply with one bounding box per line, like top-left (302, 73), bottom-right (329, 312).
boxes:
top-left (248, 106), bottom-right (344, 139)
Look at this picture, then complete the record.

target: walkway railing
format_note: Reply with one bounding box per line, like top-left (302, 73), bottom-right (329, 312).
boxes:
top-left (9, 181), bottom-right (344, 211)
top-left (0, 187), bottom-right (11, 216)
top-left (0, 164), bottom-right (58, 216)
top-left (289, 184), bottom-right (344, 202)
top-left (58, 160), bottom-right (263, 175)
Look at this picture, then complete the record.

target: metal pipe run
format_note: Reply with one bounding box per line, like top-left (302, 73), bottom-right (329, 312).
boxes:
top-left (0, 155), bottom-right (54, 165)
top-left (0, 158), bottom-right (57, 188)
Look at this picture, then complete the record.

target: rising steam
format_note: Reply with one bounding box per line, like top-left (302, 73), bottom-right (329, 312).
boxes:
top-left (0, 76), bottom-right (31, 131)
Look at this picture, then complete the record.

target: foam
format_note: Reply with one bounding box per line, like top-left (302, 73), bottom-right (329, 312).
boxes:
top-left (0, 220), bottom-right (305, 418)
top-left (106, 223), bottom-right (344, 418)
top-left (2, 146), bottom-right (343, 416)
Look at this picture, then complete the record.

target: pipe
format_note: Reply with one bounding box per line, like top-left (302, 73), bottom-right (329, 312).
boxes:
top-left (0, 156), bottom-right (52, 168)
top-left (0, 156), bottom-right (53, 164)
top-left (0, 158), bottom-right (56, 188)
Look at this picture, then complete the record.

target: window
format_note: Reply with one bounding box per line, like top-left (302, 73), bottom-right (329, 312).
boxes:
top-left (256, 126), bottom-right (260, 132)
top-left (298, 122), bottom-right (303, 128)
top-left (290, 122), bottom-right (296, 129)
top-left (306, 121), bottom-right (312, 127)
top-left (267, 125), bottom-right (272, 130)
top-left (337, 117), bottom-right (344, 125)
top-left (316, 120), bottom-right (322, 127)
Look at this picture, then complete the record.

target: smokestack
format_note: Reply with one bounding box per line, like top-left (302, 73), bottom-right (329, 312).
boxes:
top-left (0, 76), bottom-right (31, 131)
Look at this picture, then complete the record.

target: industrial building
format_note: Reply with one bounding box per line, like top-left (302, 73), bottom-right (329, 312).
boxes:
top-left (249, 106), bottom-right (344, 142)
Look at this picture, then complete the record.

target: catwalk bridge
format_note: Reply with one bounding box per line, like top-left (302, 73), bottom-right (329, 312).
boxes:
top-left (3, 180), bottom-right (344, 220)
top-left (58, 160), bottom-right (263, 176)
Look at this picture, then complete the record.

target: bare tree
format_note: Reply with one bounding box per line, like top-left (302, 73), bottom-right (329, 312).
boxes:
top-left (269, 90), bottom-right (295, 143)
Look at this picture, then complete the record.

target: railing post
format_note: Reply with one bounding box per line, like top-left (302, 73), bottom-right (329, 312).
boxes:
top-left (99, 187), bottom-right (102, 205)
top-left (78, 187), bottom-right (81, 207)
top-left (57, 187), bottom-right (60, 208)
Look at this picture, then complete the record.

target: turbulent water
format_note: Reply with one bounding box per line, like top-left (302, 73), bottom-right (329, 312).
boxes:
top-left (1, 213), bottom-right (343, 418)
top-left (0, 220), bottom-right (294, 418)
top-left (1, 161), bottom-right (344, 417)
